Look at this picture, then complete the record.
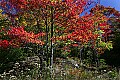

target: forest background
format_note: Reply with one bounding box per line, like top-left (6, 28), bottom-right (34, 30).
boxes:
top-left (0, 0), bottom-right (120, 80)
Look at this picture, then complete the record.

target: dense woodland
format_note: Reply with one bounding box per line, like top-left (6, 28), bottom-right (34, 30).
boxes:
top-left (0, 0), bottom-right (120, 80)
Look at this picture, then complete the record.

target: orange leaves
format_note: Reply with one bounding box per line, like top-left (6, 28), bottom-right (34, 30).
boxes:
top-left (1, 0), bottom-right (113, 50)
top-left (1, 26), bottom-right (45, 48)
top-left (56, 27), bottom-right (98, 44)
top-left (72, 43), bottom-right (79, 47)
top-left (54, 4), bottom-right (112, 46)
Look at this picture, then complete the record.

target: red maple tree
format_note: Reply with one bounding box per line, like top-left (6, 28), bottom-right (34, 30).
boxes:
top-left (0, 0), bottom-right (113, 49)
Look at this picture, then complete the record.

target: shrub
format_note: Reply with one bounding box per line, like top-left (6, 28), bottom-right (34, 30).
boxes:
top-left (0, 47), bottom-right (26, 73)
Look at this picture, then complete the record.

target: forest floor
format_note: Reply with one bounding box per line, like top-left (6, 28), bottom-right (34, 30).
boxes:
top-left (0, 56), bottom-right (119, 80)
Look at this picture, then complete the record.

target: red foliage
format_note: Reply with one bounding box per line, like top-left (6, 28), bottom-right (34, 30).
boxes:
top-left (0, 26), bottom-right (45, 48)
top-left (92, 5), bottom-right (120, 41)
top-left (0, 0), bottom-right (115, 48)
top-left (0, 40), bottom-right (9, 48)
top-left (72, 44), bottom-right (79, 47)
top-left (7, 26), bottom-right (45, 46)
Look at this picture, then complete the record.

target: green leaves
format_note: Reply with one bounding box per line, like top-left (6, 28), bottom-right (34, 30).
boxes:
top-left (106, 42), bottom-right (113, 50)
top-left (98, 41), bottom-right (106, 48)
top-left (98, 41), bottom-right (113, 50)
top-left (94, 30), bottom-right (105, 35)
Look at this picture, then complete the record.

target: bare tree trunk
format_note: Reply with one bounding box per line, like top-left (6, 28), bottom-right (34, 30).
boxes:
top-left (50, 6), bottom-right (54, 68)
top-left (45, 5), bottom-right (49, 67)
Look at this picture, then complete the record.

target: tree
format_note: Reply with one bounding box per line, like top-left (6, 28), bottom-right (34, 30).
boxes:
top-left (0, 0), bottom-right (113, 67)
top-left (93, 5), bottom-right (120, 66)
